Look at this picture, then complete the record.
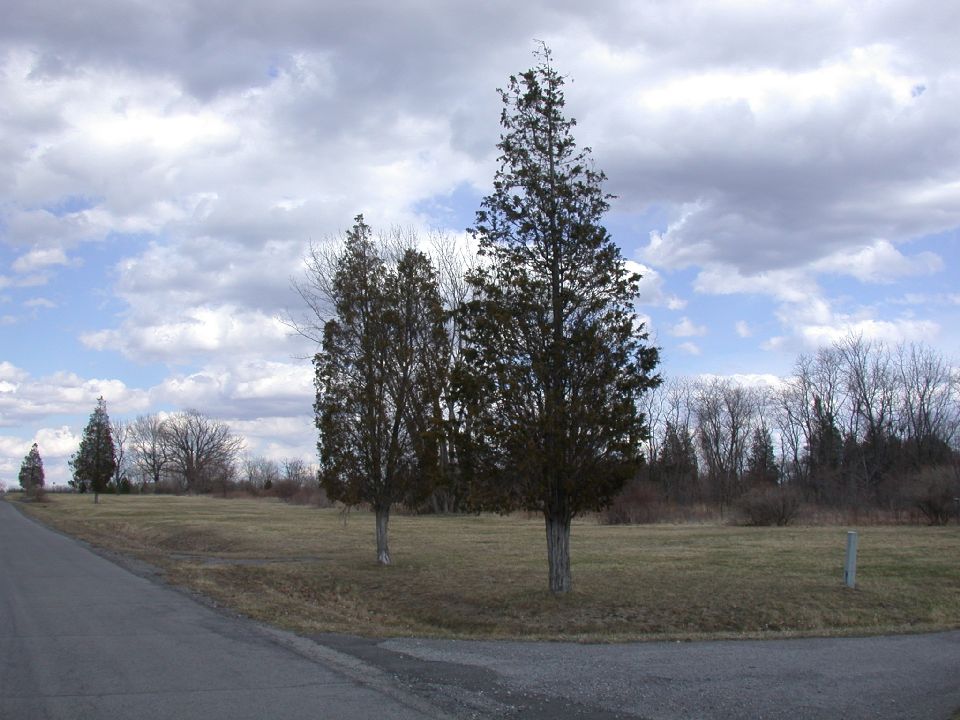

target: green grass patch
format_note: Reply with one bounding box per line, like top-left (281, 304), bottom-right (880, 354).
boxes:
top-left (14, 494), bottom-right (960, 641)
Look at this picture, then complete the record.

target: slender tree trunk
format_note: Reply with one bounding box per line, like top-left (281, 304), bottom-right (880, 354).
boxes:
top-left (94, 491), bottom-right (100, 504)
top-left (375, 505), bottom-right (391, 565)
top-left (545, 511), bottom-right (571, 593)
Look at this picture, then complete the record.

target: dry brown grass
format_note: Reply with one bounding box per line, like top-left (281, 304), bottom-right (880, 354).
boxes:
top-left (14, 494), bottom-right (960, 641)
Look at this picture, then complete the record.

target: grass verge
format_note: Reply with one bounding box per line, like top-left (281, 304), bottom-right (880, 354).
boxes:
top-left (12, 494), bottom-right (960, 641)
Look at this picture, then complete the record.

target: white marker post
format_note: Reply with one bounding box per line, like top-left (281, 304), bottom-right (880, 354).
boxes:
top-left (844, 531), bottom-right (858, 589)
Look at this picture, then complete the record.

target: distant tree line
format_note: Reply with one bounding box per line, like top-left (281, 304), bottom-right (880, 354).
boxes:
top-left (67, 401), bottom-right (241, 497)
top-left (633, 336), bottom-right (959, 525)
top-left (65, 401), bottom-right (320, 500)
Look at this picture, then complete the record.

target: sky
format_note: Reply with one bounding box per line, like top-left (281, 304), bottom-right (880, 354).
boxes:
top-left (2, 1), bottom-right (958, 486)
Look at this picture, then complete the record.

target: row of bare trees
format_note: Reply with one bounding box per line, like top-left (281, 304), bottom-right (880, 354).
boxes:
top-left (239, 455), bottom-right (316, 493)
top-left (104, 410), bottom-right (316, 497)
top-left (638, 336), bottom-right (959, 520)
top-left (114, 410), bottom-right (245, 493)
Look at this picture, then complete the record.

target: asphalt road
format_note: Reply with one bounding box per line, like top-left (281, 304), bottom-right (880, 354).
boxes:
top-left (3, 497), bottom-right (958, 719)
top-left (371, 631), bottom-right (960, 719)
top-left (0, 499), bottom-right (443, 720)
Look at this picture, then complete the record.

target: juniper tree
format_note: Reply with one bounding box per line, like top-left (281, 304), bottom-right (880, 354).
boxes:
top-left (456, 47), bottom-right (660, 593)
top-left (70, 396), bottom-right (116, 503)
top-left (659, 422), bottom-right (700, 503)
top-left (745, 425), bottom-right (779, 487)
top-left (315, 216), bottom-right (447, 565)
top-left (18, 443), bottom-right (45, 496)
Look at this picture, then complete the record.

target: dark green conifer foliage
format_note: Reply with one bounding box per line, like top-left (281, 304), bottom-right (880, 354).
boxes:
top-left (746, 425), bottom-right (780, 486)
top-left (70, 396), bottom-right (116, 503)
top-left (315, 216), bottom-right (448, 565)
top-left (456, 47), bottom-right (660, 593)
top-left (18, 443), bottom-right (45, 495)
top-left (658, 422), bottom-right (700, 503)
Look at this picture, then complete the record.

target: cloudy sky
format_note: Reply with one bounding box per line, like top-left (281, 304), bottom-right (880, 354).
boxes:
top-left (2, 1), bottom-right (958, 486)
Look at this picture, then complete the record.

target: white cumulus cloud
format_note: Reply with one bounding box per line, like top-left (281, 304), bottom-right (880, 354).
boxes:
top-left (670, 317), bottom-right (708, 338)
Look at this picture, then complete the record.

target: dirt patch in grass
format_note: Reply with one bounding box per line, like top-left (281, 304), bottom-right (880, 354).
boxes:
top-left (14, 494), bottom-right (960, 641)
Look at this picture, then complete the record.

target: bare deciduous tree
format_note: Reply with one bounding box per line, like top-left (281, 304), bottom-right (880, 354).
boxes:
top-left (111, 419), bottom-right (131, 491)
top-left (243, 455), bottom-right (281, 489)
top-left (162, 410), bottom-right (244, 494)
top-left (838, 335), bottom-right (897, 492)
top-left (129, 414), bottom-right (169, 492)
top-left (282, 457), bottom-right (312, 486)
top-left (694, 379), bottom-right (754, 516)
top-left (896, 342), bottom-right (959, 467)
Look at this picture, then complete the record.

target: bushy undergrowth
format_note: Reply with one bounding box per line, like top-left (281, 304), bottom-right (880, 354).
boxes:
top-left (601, 480), bottom-right (662, 524)
top-left (15, 487), bottom-right (51, 503)
top-left (601, 481), bottom-right (722, 524)
top-left (737, 485), bottom-right (801, 526)
top-left (907, 466), bottom-right (959, 525)
top-left (600, 469), bottom-right (960, 527)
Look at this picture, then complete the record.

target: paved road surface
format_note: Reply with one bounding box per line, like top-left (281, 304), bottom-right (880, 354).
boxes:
top-left (3, 497), bottom-right (958, 719)
top-left (368, 631), bottom-right (960, 718)
top-left (0, 499), bottom-right (442, 720)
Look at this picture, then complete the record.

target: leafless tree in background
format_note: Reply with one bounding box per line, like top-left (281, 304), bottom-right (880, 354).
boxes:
top-left (162, 410), bottom-right (244, 494)
top-left (896, 342), bottom-right (959, 467)
top-left (111, 419), bottom-right (131, 491)
top-left (838, 335), bottom-right (898, 494)
top-left (129, 414), bottom-right (169, 492)
top-left (429, 231), bottom-right (472, 513)
top-left (694, 379), bottom-right (754, 516)
top-left (282, 457), bottom-right (313, 486)
top-left (243, 455), bottom-right (281, 489)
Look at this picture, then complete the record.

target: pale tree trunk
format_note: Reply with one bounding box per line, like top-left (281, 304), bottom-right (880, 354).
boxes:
top-left (94, 492), bottom-right (100, 504)
top-left (375, 506), bottom-right (391, 566)
top-left (545, 512), bottom-right (571, 593)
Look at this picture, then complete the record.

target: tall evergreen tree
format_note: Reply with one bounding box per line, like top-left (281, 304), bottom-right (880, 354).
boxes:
top-left (315, 216), bottom-right (447, 565)
top-left (806, 395), bottom-right (843, 502)
top-left (18, 443), bottom-right (45, 496)
top-left (658, 422), bottom-right (700, 503)
top-left (70, 396), bottom-right (116, 503)
top-left (456, 47), bottom-right (660, 593)
top-left (745, 425), bottom-right (779, 486)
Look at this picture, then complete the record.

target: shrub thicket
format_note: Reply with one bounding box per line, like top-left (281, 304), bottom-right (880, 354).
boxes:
top-left (737, 485), bottom-right (802, 526)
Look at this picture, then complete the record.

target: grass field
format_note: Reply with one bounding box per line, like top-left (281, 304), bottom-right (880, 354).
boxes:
top-left (12, 493), bottom-right (960, 641)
